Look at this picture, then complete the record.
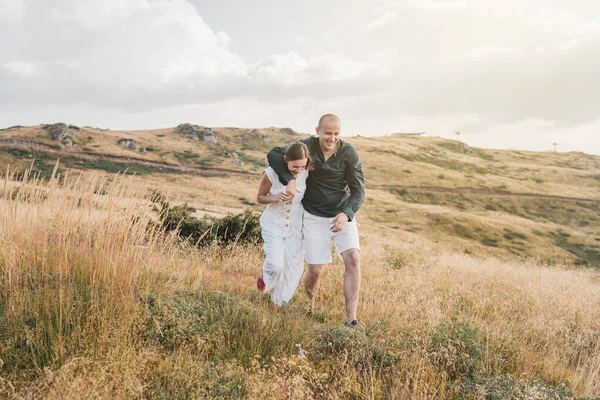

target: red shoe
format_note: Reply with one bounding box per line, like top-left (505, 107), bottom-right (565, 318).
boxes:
top-left (256, 276), bottom-right (266, 292)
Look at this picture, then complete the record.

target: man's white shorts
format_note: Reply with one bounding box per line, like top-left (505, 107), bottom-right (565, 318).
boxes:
top-left (303, 210), bottom-right (360, 265)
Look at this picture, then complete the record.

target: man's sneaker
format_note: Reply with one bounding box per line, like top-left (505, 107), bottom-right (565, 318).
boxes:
top-left (256, 276), bottom-right (266, 292)
top-left (344, 320), bottom-right (359, 328)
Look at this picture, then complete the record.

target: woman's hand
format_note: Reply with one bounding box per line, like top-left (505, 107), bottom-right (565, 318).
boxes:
top-left (270, 193), bottom-right (290, 203)
top-left (284, 179), bottom-right (296, 205)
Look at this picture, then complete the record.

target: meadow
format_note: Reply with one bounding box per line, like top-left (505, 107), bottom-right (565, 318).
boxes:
top-left (0, 165), bottom-right (599, 399)
top-left (1, 125), bottom-right (600, 398)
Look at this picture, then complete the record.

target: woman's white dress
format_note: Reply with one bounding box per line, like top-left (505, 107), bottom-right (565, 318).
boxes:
top-left (259, 166), bottom-right (308, 306)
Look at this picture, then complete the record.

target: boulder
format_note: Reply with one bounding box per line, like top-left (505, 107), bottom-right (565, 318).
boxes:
top-left (46, 123), bottom-right (77, 148)
top-left (229, 152), bottom-right (239, 159)
top-left (233, 159), bottom-right (244, 166)
top-left (203, 134), bottom-right (218, 144)
top-left (118, 138), bottom-right (137, 149)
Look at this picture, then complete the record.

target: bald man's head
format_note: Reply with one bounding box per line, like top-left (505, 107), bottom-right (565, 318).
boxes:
top-left (318, 113), bottom-right (341, 129)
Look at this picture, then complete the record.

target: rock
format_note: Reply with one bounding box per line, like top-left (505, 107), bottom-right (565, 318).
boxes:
top-left (203, 134), bottom-right (218, 144)
top-left (139, 147), bottom-right (146, 153)
top-left (250, 129), bottom-right (262, 138)
top-left (233, 159), bottom-right (244, 166)
top-left (118, 138), bottom-right (137, 149)
top-left (176, 123), bottom-right (202, 134)
top-left (281, 127), bottom-right (297, 135)
top-left (176, 123), bottom-right (217, 143)
top-left (176, 123), bottom-right (212, 134)
top-left (229, 152), bottom-right (239, 159)
top-left (46, 123), bottom-right (78, 148)
top-left (250, 129), bottom-right (271, 142)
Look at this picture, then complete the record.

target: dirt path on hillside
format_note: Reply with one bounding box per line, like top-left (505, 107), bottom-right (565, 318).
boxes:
top-left (2, 140), bottom-right (598, 203)
top-left (0, 140), bottom-right (258, 177)
top-left (372, 185), bottom-right (599, 204)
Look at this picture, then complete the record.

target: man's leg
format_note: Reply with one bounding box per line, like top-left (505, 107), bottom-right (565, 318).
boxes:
top-left (304, 263), bottom-right (325, 313)
top-left (341, 249), bottom-right (361, 322)
top-left (302, 211), bottom-right (332, 314)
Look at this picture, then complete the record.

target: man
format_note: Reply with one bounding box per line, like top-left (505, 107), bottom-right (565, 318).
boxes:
top-left (267, 114), bottom-right (365, 326)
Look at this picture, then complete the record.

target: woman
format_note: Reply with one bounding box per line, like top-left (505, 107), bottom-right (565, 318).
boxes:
top-left (256, 142), bottom-right (311, 306)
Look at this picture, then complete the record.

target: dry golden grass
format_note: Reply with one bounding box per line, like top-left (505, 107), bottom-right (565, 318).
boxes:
top-left (1, 167), bottom-right (599, 399)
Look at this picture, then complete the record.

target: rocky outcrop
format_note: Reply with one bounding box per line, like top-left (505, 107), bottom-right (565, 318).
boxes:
top-left (176, 123), bottom-right (202, 134)
top-left (176, 123), bottom-right (217, 144)
top-left (249, 129), bottom-right (271, 143)
top-left (280, 127), bottom-right (297, 135)
top-left (118, 138), bottom-right (137, 149)
top-left (45, 123), bottom-right (77, 148)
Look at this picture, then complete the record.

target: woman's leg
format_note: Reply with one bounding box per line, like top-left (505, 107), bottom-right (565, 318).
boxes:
top-left (261, 230), bottom-right (285, 296)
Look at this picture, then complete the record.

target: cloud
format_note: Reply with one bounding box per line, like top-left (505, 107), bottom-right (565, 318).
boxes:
top-left (0, 0), bottom-right (376, 112)
top-left (367, 12), bottom-right (397, 29)
top-left (4, 61), bottom-right (38, 77)
top-left (0, 0), bottom-right (25, 23)
top-left (462, 46), bottom-right (513, 59)
top-left (0, 0), bottom-right (251, 109)
top-left (0, 0), bottom-right (599, 154)
top-left (464, 117), bottom-right (600, 154)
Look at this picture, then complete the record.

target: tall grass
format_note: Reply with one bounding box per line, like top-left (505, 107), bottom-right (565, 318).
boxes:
top-left (1, 165), bottom-right (599, 398)
top-left (0, 165), bottom-right (191, 383)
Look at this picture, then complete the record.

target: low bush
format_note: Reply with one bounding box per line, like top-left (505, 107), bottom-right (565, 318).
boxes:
top-left (151, 191), bottom-right (262, 246)
top-left (429, 318), bottom-right (483, 379)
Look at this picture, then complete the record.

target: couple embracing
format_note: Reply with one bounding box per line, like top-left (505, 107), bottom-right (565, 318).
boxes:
top-left (255, 114), bottom-right (365, 326)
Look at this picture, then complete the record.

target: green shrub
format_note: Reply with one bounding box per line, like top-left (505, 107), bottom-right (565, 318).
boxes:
top-left (146, 357), bottom-right (248, 399)
top-left (429, 319), bottom-right (483, 379)
top-left (139, 291), bottom-right (305, 365)
top-left (390, 187), bottom-right (409, 196)
top-left (503, 229), bottom-right (527, 241)
top-left (481, 237), bottom-right (499, 247)
top-left (152, 192), bottom-right (262, 246)
top-left (458, 374), bottom-right (576, 399)
top-left (313, 320), bottom-right (403, 373)
top-left (239, 197), bottom-right (257, 206)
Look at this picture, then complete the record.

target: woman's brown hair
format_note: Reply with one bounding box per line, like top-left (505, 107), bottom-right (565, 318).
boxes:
top-left (284, 142), bottom-right (313, 171)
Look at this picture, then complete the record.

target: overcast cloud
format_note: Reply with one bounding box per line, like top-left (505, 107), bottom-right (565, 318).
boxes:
top-left (1, 0), bottom-right (599, 154)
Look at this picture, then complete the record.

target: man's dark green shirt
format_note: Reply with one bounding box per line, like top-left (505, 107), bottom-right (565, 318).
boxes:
top-left (266, 136), bottom-right (365, 221)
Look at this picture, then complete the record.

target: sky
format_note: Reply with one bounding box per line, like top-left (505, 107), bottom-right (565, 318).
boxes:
top-left (1, 0), bottom-right (599, 154)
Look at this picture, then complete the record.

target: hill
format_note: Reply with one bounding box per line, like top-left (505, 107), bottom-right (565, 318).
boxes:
top-left (1, 123), bottom-right (600, 398)
top-left (2, 123), bottom-right (600, 268)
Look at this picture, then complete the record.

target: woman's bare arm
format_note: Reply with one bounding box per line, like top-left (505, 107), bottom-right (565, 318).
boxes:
top-left (256, 173), bottom-right (288, 204)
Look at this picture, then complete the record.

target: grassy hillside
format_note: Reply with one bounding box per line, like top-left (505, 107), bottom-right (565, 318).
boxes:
top-left (1, 124), bottom-right (600, 398)
top-left (0, 168), bottom-right (599, 398)
top-left (2, 123), bottom-right (599, 268)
